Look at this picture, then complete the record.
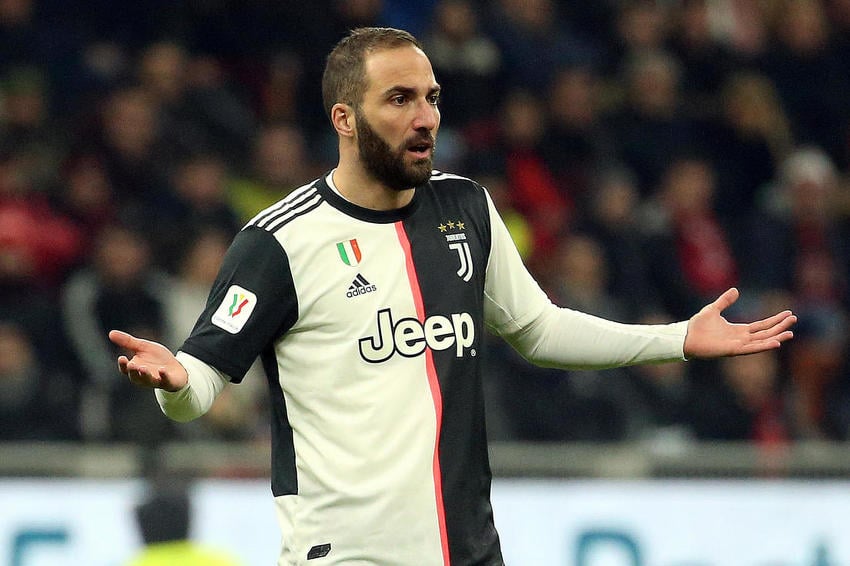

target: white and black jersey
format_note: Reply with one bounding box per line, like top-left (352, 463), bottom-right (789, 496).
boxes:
top-left (178, 171), bottom-right (687, 565)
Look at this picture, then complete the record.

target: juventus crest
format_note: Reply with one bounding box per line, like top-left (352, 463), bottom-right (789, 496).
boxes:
top-left (439, 220), bottom-right (473, 282)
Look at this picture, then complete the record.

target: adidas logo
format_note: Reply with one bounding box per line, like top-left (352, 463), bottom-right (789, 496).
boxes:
top-left (346, 274), bottom-right (377, 298)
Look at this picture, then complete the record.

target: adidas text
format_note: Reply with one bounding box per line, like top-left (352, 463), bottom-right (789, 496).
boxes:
top-left (347, 284), bottom-right (376, 297)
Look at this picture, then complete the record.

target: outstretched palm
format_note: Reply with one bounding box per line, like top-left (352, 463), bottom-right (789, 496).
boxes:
top-left (108, 330), bottom-right (188, 392)
top-left (683, 288), bottom-right (796, 359)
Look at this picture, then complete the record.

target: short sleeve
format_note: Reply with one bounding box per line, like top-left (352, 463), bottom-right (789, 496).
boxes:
top-left (180, 226), bottom-right (298, 381)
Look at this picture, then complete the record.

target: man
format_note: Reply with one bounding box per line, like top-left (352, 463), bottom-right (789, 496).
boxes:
top-left (127, 485), bottom-right (242, 566)
top-left (109, 27), bottom-right (796, 566)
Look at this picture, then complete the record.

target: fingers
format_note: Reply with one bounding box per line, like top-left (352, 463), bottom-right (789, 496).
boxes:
top-left (748, 311), bottom-right (796, 333)
top-left (710, 287), bottom-right (740, 313)
top-left (740, 313), bottom-right (795, 354)
top-left (113, 332), bottom-right (157, 385)
top-left (117, 355), bottom-right (130, 375)
top-left (108, 329), bottom-right (142, 351)
top-left (124, 360), bottom-right (167, 388)
top-left (773, 330), bottom-right (795, 344)
top-left (750, 314), bottom-right (797, 341)
top-left (737, 340), bottom-right (782, 355)
top-left (748, 325), bottom-right (794, 347)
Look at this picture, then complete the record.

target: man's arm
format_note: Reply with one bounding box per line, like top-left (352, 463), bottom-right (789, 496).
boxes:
top-left (109, 331), bottom-right (228, 422)
top-left (155, 352), bottom-right (230, 422)
top-left (481, 191), bottom-right (795, 369)
top-left (109, 226), bottom-right (297, 422)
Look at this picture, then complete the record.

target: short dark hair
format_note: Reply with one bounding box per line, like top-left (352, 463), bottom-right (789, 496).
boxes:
top-left (321, 27), bottom-right (422, 119)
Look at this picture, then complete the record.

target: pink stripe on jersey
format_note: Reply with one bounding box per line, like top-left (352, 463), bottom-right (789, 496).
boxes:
top-left (394, 221), bottom-right (451, 565)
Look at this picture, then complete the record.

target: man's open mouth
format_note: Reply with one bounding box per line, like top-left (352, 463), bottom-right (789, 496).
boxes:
top-left (407, 141), bottom-right (433, 158)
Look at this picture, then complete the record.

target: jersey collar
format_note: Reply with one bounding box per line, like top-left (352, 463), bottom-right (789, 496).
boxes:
top-left (316, 171), bottom-right (422, 224)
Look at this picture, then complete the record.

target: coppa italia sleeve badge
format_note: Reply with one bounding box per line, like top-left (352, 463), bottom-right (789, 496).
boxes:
top-left (212, 285), bottom-right (258, 334)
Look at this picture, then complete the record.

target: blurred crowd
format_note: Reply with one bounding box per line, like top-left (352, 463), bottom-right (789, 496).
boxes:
top-left (2, 0), bottom-right (850, 449)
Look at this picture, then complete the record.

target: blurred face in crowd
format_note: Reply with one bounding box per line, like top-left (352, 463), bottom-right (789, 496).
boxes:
top-left (778, 0), bottom-right (829, 53)
top-left (352, 45), bottom-right (441, 191)
top-left (0, 323), bottom-right (33, 378)
top-left (254, 124), bottom-right (309, 187)
top-left (174, 156), bottom-right (228, 208)
top-left (139, 41), bottom-right (188, 103)
top-left (94, 225), bottom-right (151, 287)
top-left (722, 351), bottom-right (778, 409)
top-left (436, 0), bottom-right (477, 41)
top-left (628, 51), bottom-right (680, 117)
top-left (662, 158), bottom-right (715, 217)
top-left (103, 89), bottom-right (158, 158)
top-left (549, 67), bottom-right (598, 129)
top-left (501, 90), bottom-right (545, 148)
top-left (180, 228), bottom-right (229, 286)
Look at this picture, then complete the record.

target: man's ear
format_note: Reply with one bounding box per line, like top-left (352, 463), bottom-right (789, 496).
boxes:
top-left (331, 103), bottom-right (355, 138)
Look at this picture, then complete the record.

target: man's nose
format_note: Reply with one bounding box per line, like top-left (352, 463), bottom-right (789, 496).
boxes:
top-left (412, 99), bottom-right (439, 131)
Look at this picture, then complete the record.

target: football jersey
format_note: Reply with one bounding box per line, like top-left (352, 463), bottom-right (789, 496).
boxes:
top-left (178, 170), bottom-right (686, 565)
top-left (181, 171), bottom-right (507, 565)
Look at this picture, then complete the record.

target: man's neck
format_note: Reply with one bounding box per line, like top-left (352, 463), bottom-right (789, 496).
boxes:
top-left (331, 163), bottom-right (414, 211)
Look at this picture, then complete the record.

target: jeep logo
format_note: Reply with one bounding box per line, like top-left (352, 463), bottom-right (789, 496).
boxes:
top-left (359, 308), bottom-right (475, 363)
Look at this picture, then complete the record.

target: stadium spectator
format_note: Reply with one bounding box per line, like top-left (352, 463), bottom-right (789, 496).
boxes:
top-left (256, 51), bottom-right (305, 125)
top-left (0, 66), bottom-right (67, 189)
top-left (665, 0), bottom-right (737, 119)
top-left (135, 40), bottom-right (257, 164)
top-left (626, 311), bottom-right (695, 443)
top-left (604, 48), bottom-right (700, 194)
top-left (603, 0), bottom-right (670, 77)
top-left (548, 232), bottom-right (630, 321)
top-left (749, 146), bottom-right (850, 437)
top-left (0, 0), bottom-right (85, 114)
top-left (758, 0), bottom-right (850, 168)
top-left (493, 88), bottom-right (573, 276)
top-left (82, 86), bottom-right (174, 219)
top-left (156, 151), bottom-right (242, 271)
top-left (62, 223), bottom-right (174, 442)
top-left (541, 63), bottom-right (618, 209)
top-left (227, 122), bottom-right (317, 224)
top-left (578, 166), bottom-right (660, 319)
top-left (0, 146), bottom-right (85, 293)
top-left (422, 0), bottom-right (503, 128)
top-left (688, 351), bottom-right (792, 445)
top-left (721, 0), bottom-right (773, 60)
top-left (127, 483), bottom-right (243, 566)
top-left (0, 320), bottom-right (80, 440)
top-left (642, 155), bottom-right (740, 319)
top-left (705, 72), bottom-right (793, 234)
top-left (54, 153), bottom-right (119, 258)
top-left (750, 146), bottom-right (850, 298)
top-left (487, 0), bottom-right (601, 91)
top-left (496, 233), bottom-right (650, 442)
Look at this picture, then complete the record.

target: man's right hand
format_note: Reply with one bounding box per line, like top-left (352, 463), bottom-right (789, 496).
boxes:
top-left (108, 330), bottom-right (189, 392)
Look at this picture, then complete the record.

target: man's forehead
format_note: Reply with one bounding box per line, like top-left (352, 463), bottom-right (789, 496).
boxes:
top-left (363, 46), bottom-right (437, 92)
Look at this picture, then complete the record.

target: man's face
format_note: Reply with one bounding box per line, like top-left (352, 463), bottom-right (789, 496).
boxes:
top-left (355, 110), bottom-right (435, 191)
top-left (354, 45), bottom-right (441, 191)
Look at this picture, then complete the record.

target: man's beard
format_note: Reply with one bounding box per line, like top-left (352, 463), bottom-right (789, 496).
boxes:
top-left (356, 112), bottom-right (435, 191)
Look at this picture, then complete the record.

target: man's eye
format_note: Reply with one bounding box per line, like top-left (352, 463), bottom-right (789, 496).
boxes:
top-left (428, 94), bottom-right (441, 105)
top-left (391, 95), bottom-right (406, 105)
